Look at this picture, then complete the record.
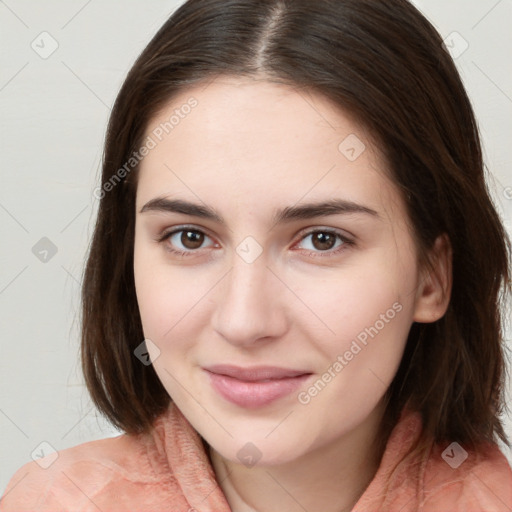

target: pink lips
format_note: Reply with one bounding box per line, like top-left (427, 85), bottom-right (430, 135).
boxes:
top-left (203, 364), bottom-right (312, 408)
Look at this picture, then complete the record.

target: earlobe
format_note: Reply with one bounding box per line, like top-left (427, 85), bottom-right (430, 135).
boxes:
top-left (412, 233), bottom-right (453, 323)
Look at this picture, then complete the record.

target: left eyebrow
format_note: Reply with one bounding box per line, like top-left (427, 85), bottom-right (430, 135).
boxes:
top-left (271, 198), bottom-right (380, 224)
top-left (139, 197), bottom-right (381, 224)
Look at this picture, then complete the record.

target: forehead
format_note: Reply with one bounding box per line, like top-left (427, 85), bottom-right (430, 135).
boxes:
top-left (144, 75), bottom-right (363, 155)
top-left (136, 76), bottom-right (402, 224)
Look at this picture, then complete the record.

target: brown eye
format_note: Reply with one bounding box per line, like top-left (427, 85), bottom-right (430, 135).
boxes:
top-left (295, 229), bottom-right (354, 257)
top-left (158, 227), bottom-right (216, 256)
top-left (180, 230), bottom-right (205, 249)
top-left (310, 232), bottom-right (337, 251)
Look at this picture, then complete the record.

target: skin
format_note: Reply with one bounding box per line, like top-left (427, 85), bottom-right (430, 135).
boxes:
top-left (133, 75), bottom-right (452, 512)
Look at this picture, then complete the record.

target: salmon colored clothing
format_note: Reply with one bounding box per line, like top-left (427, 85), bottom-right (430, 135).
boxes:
top-left (1, 402), bottom-right (511, 511)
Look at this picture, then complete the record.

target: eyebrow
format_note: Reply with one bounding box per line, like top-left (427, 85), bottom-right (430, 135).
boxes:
top-left (139, 197), bottom-right (380, 224)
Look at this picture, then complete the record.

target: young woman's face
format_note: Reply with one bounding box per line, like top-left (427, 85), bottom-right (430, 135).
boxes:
top-left (133, 76), bottom-right (432, 466)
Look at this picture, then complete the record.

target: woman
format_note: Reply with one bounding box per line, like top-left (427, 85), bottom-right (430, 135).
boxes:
top-left (2, 0), bottom-right (511, 510)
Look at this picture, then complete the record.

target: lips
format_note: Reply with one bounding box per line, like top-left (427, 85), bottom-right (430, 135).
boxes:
top-left (203, 364), bottom-right (313, 408)
top-left (203, 364), bottom-right (310, 381)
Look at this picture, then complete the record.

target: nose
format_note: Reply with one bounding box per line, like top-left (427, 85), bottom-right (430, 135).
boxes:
top-left (210, 254), bottom-right (288, 348)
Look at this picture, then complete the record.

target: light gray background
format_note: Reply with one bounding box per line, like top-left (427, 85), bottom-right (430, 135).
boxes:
top-left (1, 0), bottom-right (511, 495)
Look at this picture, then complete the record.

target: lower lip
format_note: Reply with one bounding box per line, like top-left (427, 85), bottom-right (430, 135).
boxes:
top-left (205, 370), bottom-right (312, 408)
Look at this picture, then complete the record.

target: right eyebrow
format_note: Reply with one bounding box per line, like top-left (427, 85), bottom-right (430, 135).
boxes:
top-left (139, 197), bottom-right (224, 222)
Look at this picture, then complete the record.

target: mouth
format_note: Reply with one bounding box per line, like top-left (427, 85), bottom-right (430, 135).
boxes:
top-left (203, 364), bottom-right (313, 408)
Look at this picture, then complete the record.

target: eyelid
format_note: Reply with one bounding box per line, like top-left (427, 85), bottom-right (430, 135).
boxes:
top-left (156, 224), bottom-right (217, 246)
top-left (294, 224), bottom-right (354, 241)
top-left (158, 224), bottom-right (354, 241)
top-left (157, 224), bottom-right (355, 256)
top-left (291, 227), bottom-right (354, 254)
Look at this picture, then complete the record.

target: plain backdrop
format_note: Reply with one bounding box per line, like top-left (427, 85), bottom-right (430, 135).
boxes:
top-left (1, 0), bottom-right (511, 495)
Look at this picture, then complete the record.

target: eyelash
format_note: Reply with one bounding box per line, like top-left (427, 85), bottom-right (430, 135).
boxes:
top-left (156, 225), bottom-right (354, 259)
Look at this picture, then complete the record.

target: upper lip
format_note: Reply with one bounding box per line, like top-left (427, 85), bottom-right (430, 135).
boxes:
top-left (203, 364), bottom-right (311, 382)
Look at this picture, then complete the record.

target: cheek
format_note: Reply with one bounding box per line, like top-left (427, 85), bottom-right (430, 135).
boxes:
top-left (134, 269), bottom-right (194, 341)
top-left (300, 261), bottom-right (404, 331)
top-left (296, 252), bottom-right (415, 371)
top-left (294, 277), bottom-right (412, 420)
top-left (133, 240), bottom-right (215, 347)
top-left (134, 239), bottom-right (178, 340)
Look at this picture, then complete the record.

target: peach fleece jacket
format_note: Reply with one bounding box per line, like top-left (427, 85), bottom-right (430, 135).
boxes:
top-left (1, 402), bottom-right (512, 511)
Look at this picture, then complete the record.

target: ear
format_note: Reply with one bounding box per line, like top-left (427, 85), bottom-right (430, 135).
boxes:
top-left (413, 233), bottom-right (453, 323)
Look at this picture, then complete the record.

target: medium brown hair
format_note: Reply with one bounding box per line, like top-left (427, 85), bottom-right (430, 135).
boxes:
top-left (81, 0), bottom-right (512, 460)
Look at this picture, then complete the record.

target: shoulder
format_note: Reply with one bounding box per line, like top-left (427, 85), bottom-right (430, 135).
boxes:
top-left (0, 432), bottom-right (173, 512)
top-left (420, 440), bottom-right (512, 511)
top-left (356, 408), bottom-right (512, 512)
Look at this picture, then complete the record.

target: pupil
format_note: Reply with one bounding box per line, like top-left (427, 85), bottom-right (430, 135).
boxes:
top-left (182, 230), bottom-right (204, 249)
top-left (313, 232), bottom-right (334, 251)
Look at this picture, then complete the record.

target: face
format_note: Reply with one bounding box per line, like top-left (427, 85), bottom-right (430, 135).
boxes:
top-left (133, 76), bottom-right (429, 466)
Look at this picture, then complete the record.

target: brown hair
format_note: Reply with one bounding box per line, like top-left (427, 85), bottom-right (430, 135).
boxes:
top-left (81, 0), bottom-right (512, 461)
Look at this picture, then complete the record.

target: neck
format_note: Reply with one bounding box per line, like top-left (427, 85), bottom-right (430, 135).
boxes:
top-left (209, 401), bottom-right (388, 512)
